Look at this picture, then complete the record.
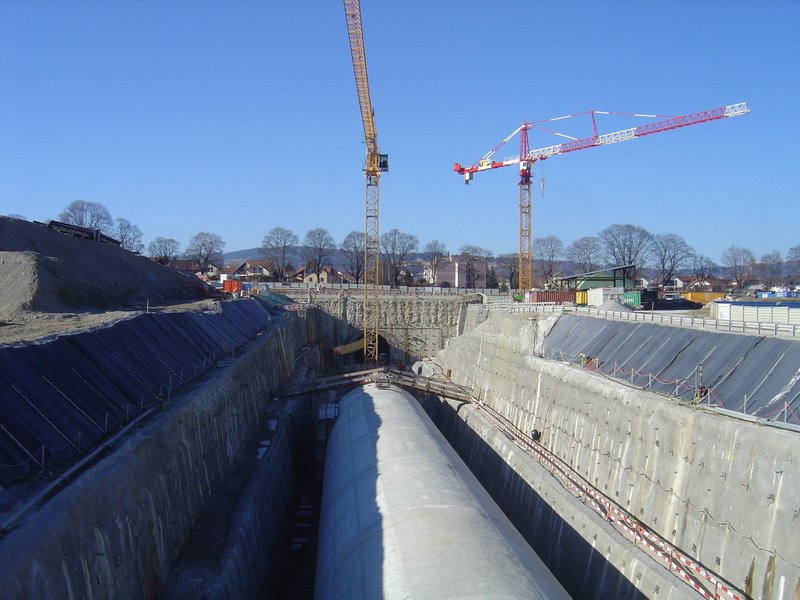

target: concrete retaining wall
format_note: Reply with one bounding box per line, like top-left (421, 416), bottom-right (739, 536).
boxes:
top-left (200, 398), bottom-right (311, 600)
top-left (0, 312), bottom-right (313, 599)
top-left (421, 395), bottom-right (692, 599)
top-left (429, 313), bottom-right (800, 600)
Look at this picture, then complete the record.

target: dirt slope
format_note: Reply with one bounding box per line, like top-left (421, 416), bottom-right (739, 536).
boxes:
top-left (0, 217), bottom-right (214, 343)
top-left (0, 216), bottom-right (205, 314)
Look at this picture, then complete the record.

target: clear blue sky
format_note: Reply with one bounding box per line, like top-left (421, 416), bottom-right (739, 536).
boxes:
top-left (1, 1), bottom-right (798, 264)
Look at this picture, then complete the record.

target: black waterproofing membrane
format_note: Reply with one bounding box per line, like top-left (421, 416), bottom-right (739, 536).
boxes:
top-left (0, 298), bottom-right (280, 486)
top-left (542, 314), bottom-right (800, 425)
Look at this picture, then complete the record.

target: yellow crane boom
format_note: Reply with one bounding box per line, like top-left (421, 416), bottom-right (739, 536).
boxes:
top-left (343, 0), bottom-right (387, 363)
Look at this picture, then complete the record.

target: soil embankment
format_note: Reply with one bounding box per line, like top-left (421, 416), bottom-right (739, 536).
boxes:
top-left (0, 216), bottom-right (211, 343)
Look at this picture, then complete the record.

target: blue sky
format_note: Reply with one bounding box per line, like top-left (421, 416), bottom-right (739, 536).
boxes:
top-left (1, 1), bottom-right (798, 264)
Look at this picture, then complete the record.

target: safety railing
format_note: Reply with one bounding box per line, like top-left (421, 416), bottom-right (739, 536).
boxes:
top-left (501, 303), bottom-right (800, 339)
top-left (543, 348), bottom-right (800, 426)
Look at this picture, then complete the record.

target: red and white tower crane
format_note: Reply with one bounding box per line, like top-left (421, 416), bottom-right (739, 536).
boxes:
top-left (454, 102), bottom-right (750, 291)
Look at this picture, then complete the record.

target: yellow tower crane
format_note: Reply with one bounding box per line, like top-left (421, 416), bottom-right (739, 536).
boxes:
top-left (344, 0), bottom-right (388, 363)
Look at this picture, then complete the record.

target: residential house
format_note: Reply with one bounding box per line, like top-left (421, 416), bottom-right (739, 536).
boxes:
top-left (220, 259), bottom-right (275, 283)
top-left (169, 259), bottom-right (220, 281)
top-left (680, 275), bottom-right (728, 293)
top-left (662, 277), bottom-right (685, 293)
top-left (292, 266), bottom-right (348, 285)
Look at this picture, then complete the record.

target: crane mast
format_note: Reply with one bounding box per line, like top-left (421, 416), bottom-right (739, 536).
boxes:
top-left (455, 102), bottom-right (750, 291)
top-left (344, 0), bottom-right (387, 363)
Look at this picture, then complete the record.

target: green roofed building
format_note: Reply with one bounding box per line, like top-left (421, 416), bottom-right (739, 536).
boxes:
top-left (558, 264), bottom-right (636, 291)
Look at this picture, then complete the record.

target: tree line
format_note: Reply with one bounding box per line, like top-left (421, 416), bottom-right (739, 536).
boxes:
top-left (49, 200), bottom-right (800, 289)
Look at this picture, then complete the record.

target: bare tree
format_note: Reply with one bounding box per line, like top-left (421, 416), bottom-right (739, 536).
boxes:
top-left (497, 253), bottom-right (518, 289)
top-left (186, 232), bottom-right (225, 273)
top-left (459, 245), bottom-right (490, 289)
top-left (260, 226), bottom-right (298, 281)
top-left (381, 229), bottom-right (419, 287)
top-left (423, 239), bottom-right (447, 284)
top-left (302, 227), bottom-right (336, 278)
top-left (533, 235), bottom-right (564, 287)
top-left (148, 237), bottom-right (181, 265)
top-left (340, 230), bottom-right (366, 283)
top-left (599, 224), bottom-right (652, 268)
top-left (566, 236), bottom-right (602, 274)
top-left (58, 200), bottom-right (113, 234)
top-left (650, 233), bottom-right (694, 285)
top-left (786, 245), bottom-right (800, 285)
top-left (721, 245), bottom-right (755, 289)
top-left (116, 218), bottom-right (144, 253)
top-left (757, 251), bottom-right (783, 290)
top-left (691, 254), bottom-right (717, 281)
top-left (486, 265), bottom-right (499, 289)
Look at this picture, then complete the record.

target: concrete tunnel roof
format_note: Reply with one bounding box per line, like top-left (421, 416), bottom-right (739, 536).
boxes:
top-left (315, 383), bottom-right (570, 600)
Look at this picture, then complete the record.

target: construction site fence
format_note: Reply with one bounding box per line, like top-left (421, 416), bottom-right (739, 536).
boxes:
top-left (500, 303), bottom-right (800, 339)
top-left (264, 282), bottom-right (506, 295)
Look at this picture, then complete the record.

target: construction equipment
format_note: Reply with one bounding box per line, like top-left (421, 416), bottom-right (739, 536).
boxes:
top-left (454, 103), bottom-right (750, 291)
top-left (344, 0), bottom-right (388, 363)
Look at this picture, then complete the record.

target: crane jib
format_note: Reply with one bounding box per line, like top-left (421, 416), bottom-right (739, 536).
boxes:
top-left (453, 101), bottom-right (749, 292)
top-left (455, 102), bottom-right (749, 173)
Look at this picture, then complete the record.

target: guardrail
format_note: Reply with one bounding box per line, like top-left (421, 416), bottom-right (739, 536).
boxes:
top-left (498, 303), bottom-right (800, 339)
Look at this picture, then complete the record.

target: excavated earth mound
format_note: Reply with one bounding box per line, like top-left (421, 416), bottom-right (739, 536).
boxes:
top-left (596, 297), bottom-right (633, 312)
top-left (0, 217), bottom-right (212, 343)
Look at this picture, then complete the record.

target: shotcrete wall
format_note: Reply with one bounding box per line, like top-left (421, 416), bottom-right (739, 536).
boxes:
top-left (304, 292), bottom-right (478, 364)
top-left (421, 395), bottom-right (691, 599)
top-left (191, 397), bottom-right (312, 600)
top-left (0, 312), bottom-right (315, 599)
top-left (427, 313), bottom-right (800, 600)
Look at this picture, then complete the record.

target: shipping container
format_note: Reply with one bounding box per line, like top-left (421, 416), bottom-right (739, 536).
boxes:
top-left (622, 290), bottom-right (642, 309)
top-left (575, 290), bottom-right (588, 305)
top-left (528, 291), bottom-right (576, 304)
top-left (223, 279), bottom-right (242, 293)
top-left (681, 291), bottom-right (724, 304)
top-left (641, 290), bottom-right (657, 309)
top-left (587, 287), bottom-right (624, 307)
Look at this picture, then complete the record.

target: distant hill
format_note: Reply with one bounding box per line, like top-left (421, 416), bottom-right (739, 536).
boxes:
top-left (225, 248), bottom-right (262, 261)
top-left (225, 247), bottom-right (346, 271)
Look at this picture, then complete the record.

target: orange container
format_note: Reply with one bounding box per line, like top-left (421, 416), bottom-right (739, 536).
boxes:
top-left (223, 279), bottom-right (241, 293)
top-left (529, 291), bottom-right (576, 304)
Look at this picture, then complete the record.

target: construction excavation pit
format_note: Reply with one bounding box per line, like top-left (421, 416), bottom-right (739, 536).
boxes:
top-left (1, 265), bottom-right (799, 599)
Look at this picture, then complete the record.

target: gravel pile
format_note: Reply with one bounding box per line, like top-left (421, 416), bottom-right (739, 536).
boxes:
top-left (597, 298), bottom-right (633, 312)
